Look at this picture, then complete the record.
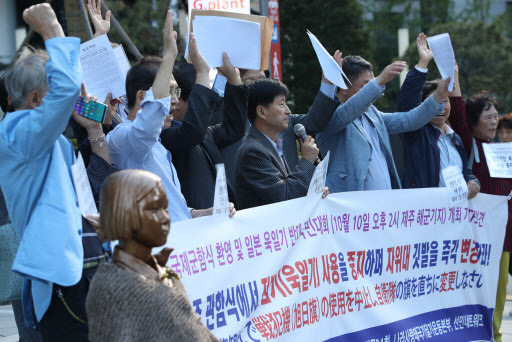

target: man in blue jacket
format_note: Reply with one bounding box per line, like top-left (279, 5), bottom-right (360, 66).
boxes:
top-left (316, 55), bottom-right (450, 193)
top-left (0, 4), bottom-right (87, 339)
top-left (397, 33), bottom-right (480, 197)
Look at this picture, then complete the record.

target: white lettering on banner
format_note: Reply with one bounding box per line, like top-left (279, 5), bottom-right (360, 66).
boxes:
top-left (213, 164), bottom-right (230, 216)
top-left (441, 165), bottom-right (468, 207)
top-left (307, 151), bottom-right (330, 196)
top-left (189, 0), bottom-right (250, 14)
top-left (482, 142), bottom-right (512, 178)
top-left (71, 153), bottom-right (98, 216)
top-left (159, 188), bottom-right (507, 341)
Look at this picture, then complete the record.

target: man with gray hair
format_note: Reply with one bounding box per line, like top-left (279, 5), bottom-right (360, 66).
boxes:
top-left (0, 3), bottom-right (89, 340)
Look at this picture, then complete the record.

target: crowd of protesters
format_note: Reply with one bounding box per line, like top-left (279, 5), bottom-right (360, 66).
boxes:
top-left (1, 1), bottom-right (511, 341)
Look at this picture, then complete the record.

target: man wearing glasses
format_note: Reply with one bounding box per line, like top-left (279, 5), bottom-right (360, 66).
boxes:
top-left (106, 33), bottom-right (237, 222)
top-left (160, 53), bottom-right (249, 209)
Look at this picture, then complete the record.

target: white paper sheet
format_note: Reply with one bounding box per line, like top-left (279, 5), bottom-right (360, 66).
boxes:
top-left (213, 164), bottom-right (230, 216)
top-left (307, 151), bottom-right (330, 196)
top-left (307, 30), bottom-right (349, 89)
top-left (113, 45), bottom-right (131, 93)
top-left (427, 33), bottom-right (455, 92)
top-left (71, 153), bottom-right (98, 216)
top-left (79, 35), bottom-right (126, 102)
top-left (441, 165), bottom-right (468, 207)
top-left (482, 142), bottom-right (512, 178)
top-left (193, 16), bottom-right (261, 70)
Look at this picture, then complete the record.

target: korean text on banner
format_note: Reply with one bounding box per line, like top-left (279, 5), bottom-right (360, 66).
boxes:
top-left (160, 188), bottom-right (507, 341)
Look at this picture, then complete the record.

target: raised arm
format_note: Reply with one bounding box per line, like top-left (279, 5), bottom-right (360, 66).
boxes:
top-left (397, 33), bottom-right (432, 112)
top-left (160, 33), bottom-right (214, 153)
top-left (322, 61), bottom-right (406, 135)
top-left (12, 4), bottom-right (81, 159)
top-left (209, 53), bottom-right (249, 149)
top-left (382, 77), bottom-right (449, 134)
top-left (291, 51), bottom-right (343, 135)
top-left (160, 85), bottom-right (216, 153)
top-left (107, 11), bottom-right (177, 159)
top-left (448, 63), bottom-right (473, 155)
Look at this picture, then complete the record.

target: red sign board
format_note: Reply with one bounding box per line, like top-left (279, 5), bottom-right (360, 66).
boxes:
top-left (268, 0), bottom-right (282, 81)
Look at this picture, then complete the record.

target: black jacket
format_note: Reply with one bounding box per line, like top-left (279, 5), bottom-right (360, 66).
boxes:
top-left (397, 68), bottom-right (478, 188)
top-left (160, 83), bottom-right (249, 209)
top-left (210, 90), bottom-right (340, 186)
top-left (235, 126), bottom-right (316, 210)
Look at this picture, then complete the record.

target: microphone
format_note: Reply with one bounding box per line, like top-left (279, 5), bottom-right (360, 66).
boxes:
top-left (294, 123), bottom-right (321, 165)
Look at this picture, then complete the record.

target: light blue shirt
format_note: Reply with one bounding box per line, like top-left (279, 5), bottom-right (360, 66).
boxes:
top-left (0, 37), bottom-right (83, 325)
top-left (359, 114), bottom-right (392, 190)
top-left (436, 124), bottom-right (463, 187)
top-left (264, 135), bottom-right (286, 165)
top-left (322, 80), bottom-right (392, 190)
top-left (106, 89), bottom-right (192, 223)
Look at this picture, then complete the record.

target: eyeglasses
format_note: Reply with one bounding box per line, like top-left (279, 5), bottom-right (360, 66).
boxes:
top-left (170, 87), bottom-right (181, 99)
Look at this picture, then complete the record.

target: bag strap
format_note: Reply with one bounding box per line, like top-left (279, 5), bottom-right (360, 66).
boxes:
top-left (467, 137), bottom-right (480, 169)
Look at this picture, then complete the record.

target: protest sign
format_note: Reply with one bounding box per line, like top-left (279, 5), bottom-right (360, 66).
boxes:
top-left (427, 33), bottom-right (455, 92)
top-left (188, 9), bottom-right (273, 71)
top-left (441, 165), bottom-right (468, 207)
top-left (482, 142), bottom-right (512, 178)
top-left (161, 188), bottom-right (507, 341)
top-left (79, 35), bottom-right (126, 101)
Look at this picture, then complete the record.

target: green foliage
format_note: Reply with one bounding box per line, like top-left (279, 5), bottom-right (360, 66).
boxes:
top-left (401, 21), bottom-right (512, 113)
top-left (279, 0), bottom-right (370, 113)
top-left (105, 0), bottom-right (172, 59)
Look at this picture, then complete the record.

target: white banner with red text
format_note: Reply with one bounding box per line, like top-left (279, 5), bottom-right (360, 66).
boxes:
top-left (161, 188), bottom-right (508, 342)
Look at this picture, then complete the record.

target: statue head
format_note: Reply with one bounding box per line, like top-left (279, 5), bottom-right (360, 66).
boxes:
top-left (99, 170), bottom-right (170, 248)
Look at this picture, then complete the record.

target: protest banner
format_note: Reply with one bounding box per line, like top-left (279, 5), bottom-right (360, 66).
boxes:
top-left (161, 188), bottom-right (508, 341)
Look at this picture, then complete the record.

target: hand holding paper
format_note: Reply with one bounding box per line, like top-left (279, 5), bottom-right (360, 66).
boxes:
top-left (307, 30), bottom-right (349, 89)
top-left (218, 53), bottom-right (241, 86)
top-left (427, 33), bottom-right (455, 92)
top-left (189, 33), bottom-right (210, 88)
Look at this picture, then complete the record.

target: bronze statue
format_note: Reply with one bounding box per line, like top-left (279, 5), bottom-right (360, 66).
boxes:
top-left (86, 169), bottom-right (219, 341)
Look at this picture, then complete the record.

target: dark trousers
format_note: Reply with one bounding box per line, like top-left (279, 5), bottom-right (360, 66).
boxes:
top-left (37, 270), bottom-right (94, 342)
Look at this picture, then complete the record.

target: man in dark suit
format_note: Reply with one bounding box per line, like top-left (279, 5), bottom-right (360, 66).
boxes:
top-left (160, 53), bottom-right (248, 209)
top-left (210, 69), bottom-right (340, 187)
top-left (235, 79), bottom-right (328, 210)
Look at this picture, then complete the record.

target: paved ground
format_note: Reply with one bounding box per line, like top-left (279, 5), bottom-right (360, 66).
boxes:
top-left (2, 278), bottom-right (512, 341)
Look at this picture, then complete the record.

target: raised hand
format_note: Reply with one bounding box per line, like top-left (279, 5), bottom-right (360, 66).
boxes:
top-left (189, 33), bottom-right (210, 87)
top-left (432, 76), bottom-right (451, 104)
top-left (375, 61), bottom-right (407, 87)
top-left (163, 10), bottom-right (178, 61)
top-left (23, 3), bottom-right (64, 41)
top-left (217, 53), bottom-right (241, 86)
top-left (300, 136), bottom-right (319, 165)
top-left (87, 0), bottom-right (111, 38)
top-left (334, 50), bottom-right (343, 68)
top-left (416, 33), bottom-right (433, 69)
top-left (450, 61), bottom-right (461, 97)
